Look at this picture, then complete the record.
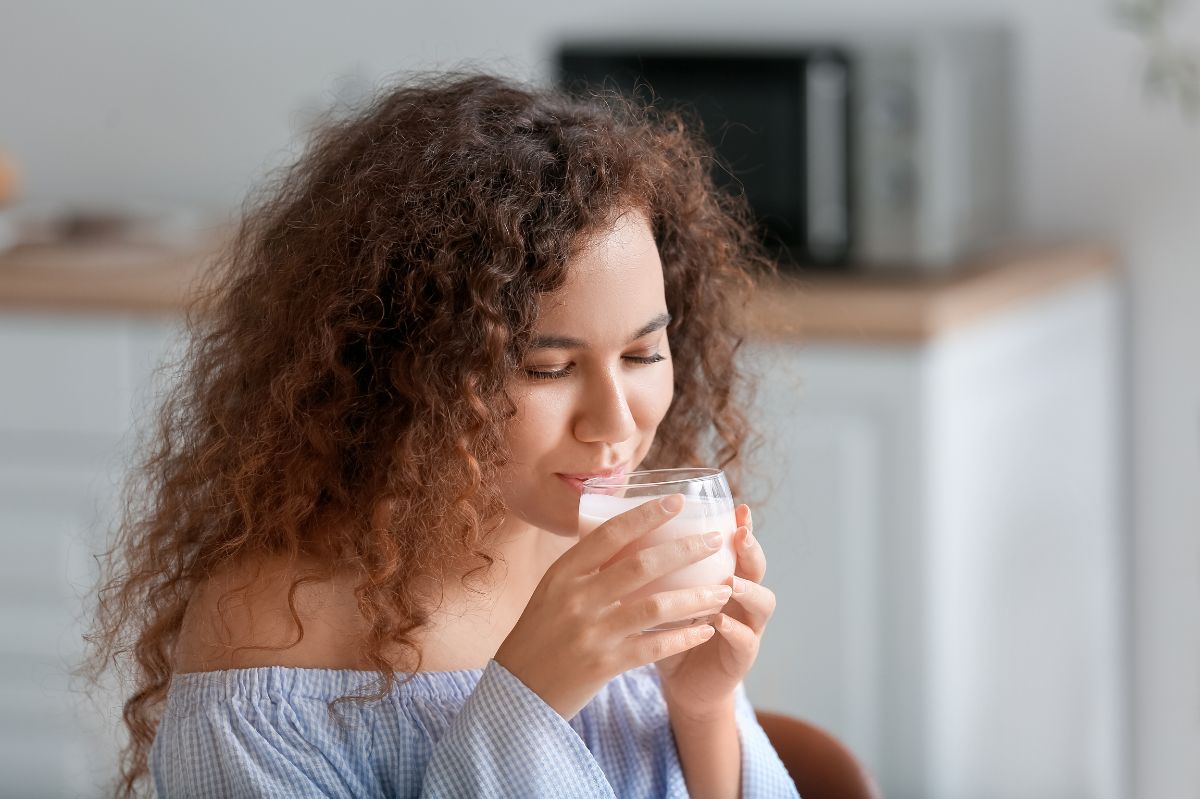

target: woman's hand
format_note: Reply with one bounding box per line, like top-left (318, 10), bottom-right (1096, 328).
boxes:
top-left (655, 504), bottom-right (775, 720)
top-left (495, 494), bottom-right (732, 720)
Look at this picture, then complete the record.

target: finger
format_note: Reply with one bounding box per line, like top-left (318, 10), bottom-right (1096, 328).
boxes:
top-left (607, 584), bottom-right (732, 637)
top-left (733, 525), bottom-right (767, 583)
top-left (593, 530), bottom-right (725, 599)
top-left (561, 494), bottom-right (683, 575)
top-left (712, 612), bottom-right (760, 673)
top-left (735, 504), bottom-right (754, 536)
top-left (623, 622), bottom-right (716, 667)
top-left (726, 576), bottom-right (776, 634)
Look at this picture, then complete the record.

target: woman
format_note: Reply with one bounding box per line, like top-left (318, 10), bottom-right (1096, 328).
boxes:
top-left (88, 73), bottom-right (797, 798)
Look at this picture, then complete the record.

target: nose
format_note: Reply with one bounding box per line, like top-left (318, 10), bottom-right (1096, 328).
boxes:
top-left (573, 366), bottom-right (637, 444)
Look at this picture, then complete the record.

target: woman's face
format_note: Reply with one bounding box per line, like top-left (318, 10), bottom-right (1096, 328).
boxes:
top-left (501, 208), bottom-right (675, 537)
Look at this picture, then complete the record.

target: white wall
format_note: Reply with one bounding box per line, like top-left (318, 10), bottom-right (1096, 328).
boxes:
top-left (3, 0), bottom-right (1196, 795)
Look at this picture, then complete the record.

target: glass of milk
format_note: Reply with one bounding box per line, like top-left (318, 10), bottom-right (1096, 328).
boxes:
top-left (579, 467), bottom-right (737, 631)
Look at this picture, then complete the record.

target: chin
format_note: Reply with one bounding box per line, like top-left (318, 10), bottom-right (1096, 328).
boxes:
top-left (507, 500), bottom-right (581, 539)
top-left (542, 516), bottom-right (582, 538)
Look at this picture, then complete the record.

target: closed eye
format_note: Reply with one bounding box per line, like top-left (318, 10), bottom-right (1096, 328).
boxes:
top-left (524, 353), bottom-right (667, 381)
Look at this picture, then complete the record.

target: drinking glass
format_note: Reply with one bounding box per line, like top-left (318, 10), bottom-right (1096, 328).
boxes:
top-left (579, 467), bottom-right (737, 631)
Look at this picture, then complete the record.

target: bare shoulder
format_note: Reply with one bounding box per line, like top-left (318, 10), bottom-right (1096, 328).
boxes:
top-left (175, 554), bottom-right (373, 672)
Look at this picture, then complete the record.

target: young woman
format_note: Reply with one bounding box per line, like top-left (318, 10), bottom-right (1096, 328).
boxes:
top-left (88, 73), bottom-right (797, 798)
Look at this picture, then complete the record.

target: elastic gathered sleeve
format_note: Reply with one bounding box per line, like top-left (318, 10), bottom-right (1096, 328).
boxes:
top-left (734, 682), bottom-right (803, 798)
top-left (150, 675), bottom-right (376, 798)
top-left (150, 660), bottom-right (615, 798)
top-left (421, 660), bottom-right (615, 797)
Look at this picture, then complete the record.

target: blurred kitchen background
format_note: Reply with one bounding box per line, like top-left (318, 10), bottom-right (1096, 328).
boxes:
top-left (1, 1), bottom-right (1196, 797)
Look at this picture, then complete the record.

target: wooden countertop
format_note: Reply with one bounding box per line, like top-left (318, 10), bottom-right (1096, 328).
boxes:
top-left (0, 233), bottom-right (223, 316)
top-left (0, 235), bottom-right (1115, 341)
top-left (747, 244), bottom-right (1116, 343)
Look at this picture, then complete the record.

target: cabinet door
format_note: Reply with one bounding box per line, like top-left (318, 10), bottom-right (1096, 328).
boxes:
top-left (0, 313), bottom-right (182, 796)
top-left (741, 342), bottom-right (926, 789)
top-left (0, 466), bottom-right (122, 797)
top-left (922, 277), bottom-right (1127, 799)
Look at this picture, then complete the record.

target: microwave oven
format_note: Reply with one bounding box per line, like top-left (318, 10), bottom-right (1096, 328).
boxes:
top-left (557, 28), bottom-right (1014, 272)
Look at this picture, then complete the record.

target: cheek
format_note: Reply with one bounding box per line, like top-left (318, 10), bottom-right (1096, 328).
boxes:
top-left (504, 388), bottom-right (566, 463)
top-left (499, 388), bottom-right (580, 536)
top-left (629, 367), bottom-right (675, 466)
top-left (638, 366), bottom-right (675, 427)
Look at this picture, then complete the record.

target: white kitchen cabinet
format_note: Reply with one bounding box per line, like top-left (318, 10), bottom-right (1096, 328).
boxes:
top-left (744, 271), bottom-right (1128, 799)
top-left (0, 311), bottom-right (181, 798)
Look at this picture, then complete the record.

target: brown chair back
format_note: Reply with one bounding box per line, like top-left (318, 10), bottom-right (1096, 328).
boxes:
top-left (755, 710), bottom-right (884, 799)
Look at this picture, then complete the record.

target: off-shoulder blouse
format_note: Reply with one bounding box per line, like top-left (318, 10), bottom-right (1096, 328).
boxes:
top-left (149, 658), bottom-right (800, 797)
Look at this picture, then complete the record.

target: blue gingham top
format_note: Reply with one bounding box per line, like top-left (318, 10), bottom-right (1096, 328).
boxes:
top-left (150, 659), bottom-right (800, 797)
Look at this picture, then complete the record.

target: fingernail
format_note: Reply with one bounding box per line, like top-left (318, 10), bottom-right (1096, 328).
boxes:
top-left (712, 585), bottom-right (733, 601)
top-left (732, 576), bottom-right (747, 595)
top-left (660, 494), bottom-right (683, 512)
top-left (703, 531), bottom-right (722, 548)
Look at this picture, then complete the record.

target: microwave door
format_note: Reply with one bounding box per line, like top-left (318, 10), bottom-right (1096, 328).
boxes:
top-left (805, 55), bottom-right (852, 265)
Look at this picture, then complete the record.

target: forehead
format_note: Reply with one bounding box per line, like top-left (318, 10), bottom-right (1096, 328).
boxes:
top-left (535, 209), bottom-right (666, 333)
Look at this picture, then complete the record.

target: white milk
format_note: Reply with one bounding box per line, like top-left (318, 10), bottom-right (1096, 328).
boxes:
top-left (578, 494), bottom-right (737, 609)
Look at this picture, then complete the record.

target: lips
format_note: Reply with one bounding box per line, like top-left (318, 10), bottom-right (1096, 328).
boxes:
top-left (558, 464), bottom-right (628, 481)
top-left (556, 463), bottom-right (629, 494)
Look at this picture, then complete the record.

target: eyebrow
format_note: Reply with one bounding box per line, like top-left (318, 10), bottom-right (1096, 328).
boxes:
top-left (529, 312), bottom-right (672, 350)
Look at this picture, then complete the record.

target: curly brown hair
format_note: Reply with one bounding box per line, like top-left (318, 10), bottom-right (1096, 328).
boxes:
top-left (85, 71), bottom-right (774, 796)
